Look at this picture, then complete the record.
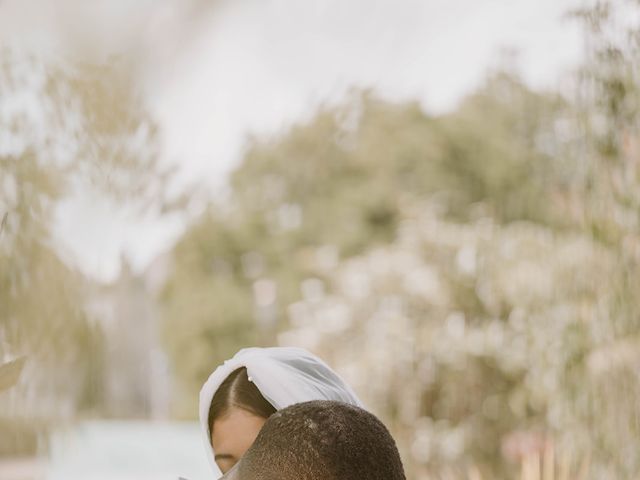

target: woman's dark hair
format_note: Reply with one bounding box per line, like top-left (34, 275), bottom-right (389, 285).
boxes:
top-left (208, 367), bottom-right (277, 437)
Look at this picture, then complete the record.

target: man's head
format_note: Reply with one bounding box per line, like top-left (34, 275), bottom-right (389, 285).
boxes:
top-left (220, 400), bottom-right (406, 480)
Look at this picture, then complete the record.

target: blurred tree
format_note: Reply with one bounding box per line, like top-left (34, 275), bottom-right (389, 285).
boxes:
top-left (279, 210), bottom-right (614, 478)
top-left (571, 0), bottom-right (640, 244)
top-left (162, 74), bottom-right (572, 417)
top-left (436, 72), bottom-right (572, 224)
top-left (561, 1), bottom-right (640, 477)
top-left (233, 78), bottom-right (567, 247)
top-left (161, 4), bottom-right (640, 476)
top-left (0, 49), bottom-right (171, 453)
top-left (161, 210), bottom-right (259, 417)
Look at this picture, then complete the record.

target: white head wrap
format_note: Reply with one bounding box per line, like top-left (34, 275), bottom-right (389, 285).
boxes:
top-left (199, 347), bottom-right (363, 478)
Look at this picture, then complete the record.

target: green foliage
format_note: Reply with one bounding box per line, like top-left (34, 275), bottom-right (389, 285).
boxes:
top-left (436, 73), bottom-right (569, 224)
top-left (233, 79), bottom-right (566, 247)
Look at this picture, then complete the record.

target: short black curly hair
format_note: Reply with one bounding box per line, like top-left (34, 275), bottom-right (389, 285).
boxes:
top-left (230, 400), bottom-right (406, 480)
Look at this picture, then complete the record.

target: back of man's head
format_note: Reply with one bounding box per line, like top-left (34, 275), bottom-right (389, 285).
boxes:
top-left (226, 400), bottom-right (406, 480)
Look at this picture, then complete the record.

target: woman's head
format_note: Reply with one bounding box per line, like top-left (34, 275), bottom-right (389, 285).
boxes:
top-left (208, 367), bottom-right (276, 473)
top-left (200, 347), bottom-right (364, 478)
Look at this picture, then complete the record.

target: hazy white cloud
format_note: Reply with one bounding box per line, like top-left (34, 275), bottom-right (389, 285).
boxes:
top-left (151, 0), bottom-right (584, 190)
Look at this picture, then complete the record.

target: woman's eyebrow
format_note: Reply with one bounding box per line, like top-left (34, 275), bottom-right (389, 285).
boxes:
top-left (215, 453), bottom-right (236, 461)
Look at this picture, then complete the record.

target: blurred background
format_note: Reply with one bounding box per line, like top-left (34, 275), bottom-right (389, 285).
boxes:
top-left (1, 0), bottom-right (639, 479)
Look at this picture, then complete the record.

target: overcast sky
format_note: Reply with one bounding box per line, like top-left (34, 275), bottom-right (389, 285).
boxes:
top-left (1, 0), bottom-right (585, 282)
